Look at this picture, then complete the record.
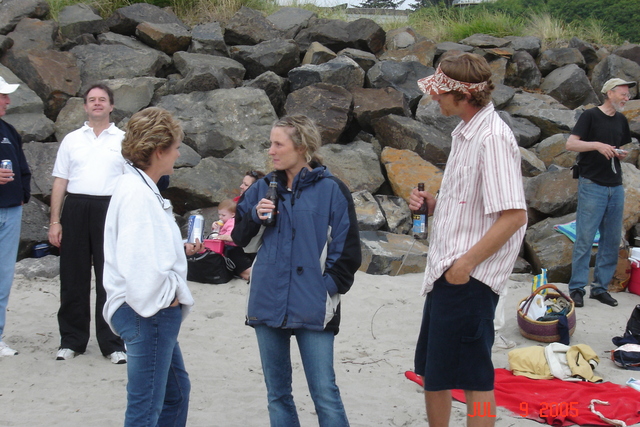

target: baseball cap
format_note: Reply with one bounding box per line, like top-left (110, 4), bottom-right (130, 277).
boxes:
top-left (601, 78), bottom-right (636, 94)
top-left (0, 76), bottom-right (19, 94)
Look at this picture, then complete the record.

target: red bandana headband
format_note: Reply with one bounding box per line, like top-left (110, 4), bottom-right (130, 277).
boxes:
top-left (417, 66), bottom-right (489, 96)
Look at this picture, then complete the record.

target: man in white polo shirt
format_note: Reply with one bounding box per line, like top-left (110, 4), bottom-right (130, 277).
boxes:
top-left (48, 83), bottom-right (126, 364)
top-left (410, 52), bottom-right (527, 426)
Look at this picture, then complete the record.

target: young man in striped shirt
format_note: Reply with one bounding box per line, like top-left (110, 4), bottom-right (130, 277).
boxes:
top-left (410, 52), bottom-right (527, 427)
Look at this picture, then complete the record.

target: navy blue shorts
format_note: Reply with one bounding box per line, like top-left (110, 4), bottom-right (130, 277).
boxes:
top-left (414, 275), bottom-right (499, 391)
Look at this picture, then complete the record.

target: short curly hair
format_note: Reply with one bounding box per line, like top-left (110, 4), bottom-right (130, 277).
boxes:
top-left (121, 107), bottom-right (184, 171)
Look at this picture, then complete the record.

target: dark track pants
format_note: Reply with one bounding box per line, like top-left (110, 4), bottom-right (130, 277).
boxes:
top-left (58, 194), bottom-right (124, 356)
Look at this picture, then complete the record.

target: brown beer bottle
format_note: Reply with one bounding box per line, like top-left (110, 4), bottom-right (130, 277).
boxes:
top-left (412, 183), bottom-right (428, 240)
top-left (263, 175), bottom-right (278, 227)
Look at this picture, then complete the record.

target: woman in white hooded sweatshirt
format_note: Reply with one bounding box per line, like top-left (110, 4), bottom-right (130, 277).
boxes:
top-left (103, 107), bottom-right (200, 427)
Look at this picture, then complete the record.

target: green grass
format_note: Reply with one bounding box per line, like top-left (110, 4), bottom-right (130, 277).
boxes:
top-left (406, 5), bottom-right (620, 47)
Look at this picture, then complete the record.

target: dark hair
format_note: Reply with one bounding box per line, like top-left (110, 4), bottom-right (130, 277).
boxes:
top-left (121, 107), bottom-right (183, 170)
top-left (245, 170), bottom-right (265, 180)
top-left (83, 83), bottom-right (114, 105)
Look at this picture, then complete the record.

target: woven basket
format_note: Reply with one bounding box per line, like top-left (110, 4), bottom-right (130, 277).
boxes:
top-left (517, 284), bottom-right (576, 343)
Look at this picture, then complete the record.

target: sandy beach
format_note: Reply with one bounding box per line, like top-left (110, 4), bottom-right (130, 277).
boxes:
top-left (1, 269), bottom-right (639, 426)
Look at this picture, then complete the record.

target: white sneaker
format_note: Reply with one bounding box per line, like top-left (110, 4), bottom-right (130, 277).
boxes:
top-left (56, 348), bottom-right (77, 360)
top-left (108, 351), bottom-right (127, 364)
top-left (0, 341), bottom-right (18, 356)
top-left (493, 334), bottom-right (516, 351)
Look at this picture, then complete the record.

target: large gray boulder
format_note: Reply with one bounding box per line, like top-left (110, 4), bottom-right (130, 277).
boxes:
top-left (99, 77), bottom-right (166, 123)
top-left (613, 43), bottom-right (640, 68)
top-left (70, 41), bottom-right (171, 84)
top-left (345, 18), bottom-right (385, 55)
top-left (524, 168), bottom-right (577, 217)
top-left (22, 141), bottom-right (60, 202)
top-left (510, 116), bottom-right (541, 148)
top-left (267, 7), bottom-right (315, 39)
top-left (189, 22), bottom-right (229, 57)
top-left (294, 18), bottom-right (350, 52)
top-left (289, 56), bottom-right (364, 92)
top-left (0, 65), bottom-right (45, 115)
top-left (415, 95), bottom-right (461, 136)
top-left (58, 3), bottom-right (108, 40)
top-left (135, 22), bottom-right (192, 55)
top-left (569, 37), bottom-right (599, 75)
top-left (353, 190), bottom-right (386, 231)
top-left (460, 34), bottom-right (509, 48)
top-left (534, 133), bottom-right (575, 169)
top-left (283, 83), bottom-right (353, 145)
top-left (302, 42), bottom-right (336, 65)
top-left (5, 18), bottom-right (57, 51)
top-left (540, 64), bottom-right (600, 109)
top-left (106, 3), bottom-right (187, 36)
top-left (351, 87), bottom-right (409, 133)
top-left (172, 52), bottom-right (245, 93)
top-left (375, 195), bottom-right (411, 235)
top-left (54, 97), bottom-right (84, 142)
top-left (505, 35), bottom-right (541, 58)
top-left (504, 91), bottom-right (581, 139)
top-left (379, 39), bottom-right (437, 68)
top-left (524, 213), bottom-right (577, 283)
top-left (1, 49), bottom-right (81, 120)
top-left (166, 157), bottom-right (246, 214)
top-left (243, 71), bottom-right (288, 116)
top-left (520, 147), bottom-right (546, 177)
top-left (338, 48), bottom-right (378, 73)
top-left (0, 0), bottom-right (49, 35)
top-left (373, 114), bottom-right (450, 168)
top-left (537, 48), bottom-right (585, 76)
top-left (434, 41), bottom-right (473, 59)
top-left (505, 50), bottom-right (541, 89)
top-left (591, 54), bottom-right (640, 100)
top-left (3, 113), bottom-right (54, 142)
top-left (224, 6), bottom-right (283, 46)
top-left (318, 140), bottom-right (385, 193)
top-left (230, 39), bottom-right (300, 79)
top-left (359, 230), bottom-right (428, 275)
top-left (155, 87), bottom-right (276, 158)
top-left (367, 60), bottom-right (434, 111)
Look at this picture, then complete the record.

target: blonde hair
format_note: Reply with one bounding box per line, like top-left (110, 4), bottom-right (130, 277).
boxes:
top-left (218, 199), bottom-right (237, 214)
top-left (439, 52), bottom-right (494, 108)
top-left (272, 115), bottom-right (322, 164)
top-left (122, 107), bottom-right (184, 170)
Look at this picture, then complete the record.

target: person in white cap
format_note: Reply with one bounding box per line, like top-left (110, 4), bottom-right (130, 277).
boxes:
top-left (566, 77), bottom-right (636, 308)
top-left (409, 52), bottom-right (527, 426)
top-left (0, 76), bottom-right (31, 357)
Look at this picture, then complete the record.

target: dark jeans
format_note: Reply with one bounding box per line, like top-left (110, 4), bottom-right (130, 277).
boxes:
top-left (58, 194), bottom-right (124, 355)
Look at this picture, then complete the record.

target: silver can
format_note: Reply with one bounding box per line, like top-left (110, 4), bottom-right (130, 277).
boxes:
top-left (187, 214), bottom-right (204, 243)
top-left (1, 159), bottom-right (12, 171)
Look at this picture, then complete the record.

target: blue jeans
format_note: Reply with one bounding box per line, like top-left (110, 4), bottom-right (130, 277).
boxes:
top-left (568, 177), bottom-right (624, 296)
top-left (0, 206), bottom-right (22, 338)
top-left (254, 325), bottom-right (349, 427)
top-left (111, 303), bottom-right (190, 427)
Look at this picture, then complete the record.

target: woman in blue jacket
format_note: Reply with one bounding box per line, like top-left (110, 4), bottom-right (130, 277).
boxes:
top-left (232, 115), bottom-right (361, 427)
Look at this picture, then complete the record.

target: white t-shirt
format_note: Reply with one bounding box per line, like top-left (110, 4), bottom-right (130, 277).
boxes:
top-left (52, 122), bottom-right (125, 195)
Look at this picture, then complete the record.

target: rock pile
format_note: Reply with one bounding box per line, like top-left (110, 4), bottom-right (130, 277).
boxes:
top-left (3, 0), bottom-right (640, 279)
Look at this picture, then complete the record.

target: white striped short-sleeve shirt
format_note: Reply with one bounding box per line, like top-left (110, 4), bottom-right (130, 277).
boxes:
top-left (421, 103), bottom-right (527, 296)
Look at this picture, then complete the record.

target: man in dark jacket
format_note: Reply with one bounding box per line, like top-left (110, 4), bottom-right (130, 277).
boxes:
top-left (0, 76), bottom-right (31, 357)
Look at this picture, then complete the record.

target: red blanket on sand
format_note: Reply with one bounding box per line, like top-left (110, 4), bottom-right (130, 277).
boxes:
top-left (450, 369), bottom-right (640, 426)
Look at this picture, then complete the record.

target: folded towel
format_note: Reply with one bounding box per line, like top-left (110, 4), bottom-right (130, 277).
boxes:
top-left (554, 220), bottom-right (599, 246)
